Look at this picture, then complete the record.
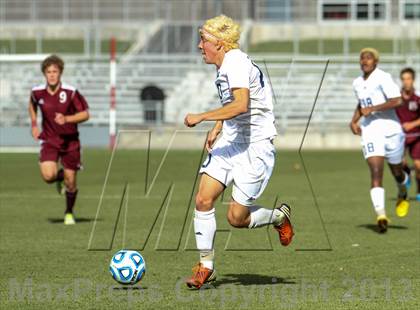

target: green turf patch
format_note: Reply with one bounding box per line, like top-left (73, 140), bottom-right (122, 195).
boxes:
top-left (249, 39), bottom-right (420, 55)
top-left (0, 39), bottom-right (133, 54)
top-left (348, 39), bottom-right (393, 54)
top-left (248, 41), bottom-right (295, 54)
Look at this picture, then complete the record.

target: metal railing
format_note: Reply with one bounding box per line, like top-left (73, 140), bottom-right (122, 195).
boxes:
top-left (1, 0), bottom-right (418, 23)
top-left (1, 54), bottom-right (419, 130)
top-left (1, 0), bottom-right (256, 23)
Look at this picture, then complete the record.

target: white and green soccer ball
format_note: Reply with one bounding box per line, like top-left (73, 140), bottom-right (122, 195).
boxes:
top-left (109, 250), bottom-right (146, 285)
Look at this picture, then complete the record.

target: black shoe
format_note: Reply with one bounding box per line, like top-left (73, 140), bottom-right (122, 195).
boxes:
top-left (377, 216), bottom-right (389, 233)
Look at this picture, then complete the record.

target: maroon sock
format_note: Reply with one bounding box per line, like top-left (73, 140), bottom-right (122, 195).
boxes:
top-left (57, 168), bottom-right (64, 182)
top-left (65, 190), bottom-right (78, 214)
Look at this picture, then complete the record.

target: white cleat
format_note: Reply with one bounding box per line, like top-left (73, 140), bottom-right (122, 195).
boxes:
top-left (64, 213), bottom-right (76, 225)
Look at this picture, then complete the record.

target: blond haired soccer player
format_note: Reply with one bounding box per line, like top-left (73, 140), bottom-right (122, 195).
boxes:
top-left (28, 55), bottom-right (90, 225)
top-left (350, 48), bottom-right (410, 233)
top-left (183, 15), bottom-right (293, 289)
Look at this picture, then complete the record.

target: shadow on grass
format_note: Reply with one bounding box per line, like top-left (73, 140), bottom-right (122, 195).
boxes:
top-left (209, 274), bottom-right (296, 288)
top-left (389, 197), bottom-right (419, 202)
top-left (357, 223), bottom-right (408, 234)
top-left (47, 217), bottom-right (100, 224)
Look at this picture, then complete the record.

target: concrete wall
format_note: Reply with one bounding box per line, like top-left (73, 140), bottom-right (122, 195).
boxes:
top-left (250, 22), bottom-right (419, 44)
top-left (0, 126), bottom-right (361, 150)
top-left (0, 126), bottom-right (109, 148)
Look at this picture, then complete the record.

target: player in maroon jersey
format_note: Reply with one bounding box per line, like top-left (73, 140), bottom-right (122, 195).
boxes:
top-left (28, 55), bottom-right (90, 225)
top-left (396, 67), bottom-right (420, 201)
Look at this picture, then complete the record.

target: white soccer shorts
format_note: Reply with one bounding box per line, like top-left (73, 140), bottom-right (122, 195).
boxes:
top-left (361, 132), bottom-right (405, 164)
top-left (199, 136), bottom-right (275, 206)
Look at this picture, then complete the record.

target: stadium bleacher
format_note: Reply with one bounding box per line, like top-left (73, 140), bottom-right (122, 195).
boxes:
top-left (1, 0), bottom-right (419, 147)
top-left (1, 55), bottom-right (419, 132)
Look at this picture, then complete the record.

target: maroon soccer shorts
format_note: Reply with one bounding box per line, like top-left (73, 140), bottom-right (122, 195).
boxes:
top-left (408, 139), bottom-right (420, 160)
top-left (39, 140), bottom-right (82, 171)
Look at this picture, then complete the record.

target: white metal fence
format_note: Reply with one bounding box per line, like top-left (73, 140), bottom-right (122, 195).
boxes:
top-left (1, 1), bottom-right (419, 57)
top-left (0, 0), bottom-right (264, 23)
top-left (1, 0), bottom-right (418, 23)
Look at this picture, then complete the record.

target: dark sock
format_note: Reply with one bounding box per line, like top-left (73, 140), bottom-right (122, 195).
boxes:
top-left (57, 168), bottom-right (64, 182)
top-left (395, 173), bottom-right (405, 184)
top-left (65, 190), bottom-right (78, 214)
top-left (403, 165), bottom-right (411, 177)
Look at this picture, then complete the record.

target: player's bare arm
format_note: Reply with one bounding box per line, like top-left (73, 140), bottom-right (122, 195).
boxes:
top-left (206, 120), bottom-right (223, 152)
top-left (402, 117), bottom-right (420, 132)
top-left (360, 97), bottom-right (402, 116)
top-left (28, 100), bottom-right (39, 140)
top-left (184, 88), bottom-right (249, 127)
top-left (349, 104), bottom-right (362, 135)
top-left (54, 110), bottom-right (90, 125)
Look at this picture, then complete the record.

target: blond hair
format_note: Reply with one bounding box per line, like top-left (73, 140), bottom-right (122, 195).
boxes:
top-left (201, 15), bottom-right (241, 50)
top-left (360, 47), bottom-right (379, 62)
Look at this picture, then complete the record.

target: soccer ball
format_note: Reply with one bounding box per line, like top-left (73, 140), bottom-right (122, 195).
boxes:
top-left (109, 250), bottom-right (146, 285)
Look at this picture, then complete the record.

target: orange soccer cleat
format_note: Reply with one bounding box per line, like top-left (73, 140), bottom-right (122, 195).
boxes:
top-left (274, 203), bottom-right (294, 246)
top-left (185, 263), bottom-right (216, 289)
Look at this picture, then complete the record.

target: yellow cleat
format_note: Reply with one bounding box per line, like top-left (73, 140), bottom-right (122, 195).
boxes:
top-left (64, 213), bottom-right (76, 225)
top-left (396, 199), bottom-right (410, 217)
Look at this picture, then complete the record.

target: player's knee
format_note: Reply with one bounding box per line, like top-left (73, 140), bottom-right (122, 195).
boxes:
top-left (371, 167), bottom-right (381, 176)
top-left (195, 193), bottom-right (214, 211)
top-left (227, 206), bottom-right (247, 228)
top-left (226, 212), bottom-right (246, 228)
top-left (64, 179), bottom-right (76, 192)
top-left (41, 172), bottom-right (56, 183)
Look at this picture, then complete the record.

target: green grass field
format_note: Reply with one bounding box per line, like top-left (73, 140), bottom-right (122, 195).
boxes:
top-left (0, 149), bottom-right (419, 309)
top-left (1, 39), bottom-right (419, 56)
top-left (0, 39), bottom-right (133, 54)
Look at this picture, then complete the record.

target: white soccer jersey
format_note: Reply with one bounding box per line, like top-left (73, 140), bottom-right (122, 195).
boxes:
top-left (353, 67), bottom-right (402, 136)
top-left (215, 49), bottom-right (277, 143)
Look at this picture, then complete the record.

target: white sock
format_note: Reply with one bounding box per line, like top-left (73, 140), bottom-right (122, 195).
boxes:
top-left (194, 208), bottom-right (216, 270)
top-left (370, 187), bottom-right (385, 217)
top-left (248, 206), bottom-right (285, 228)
